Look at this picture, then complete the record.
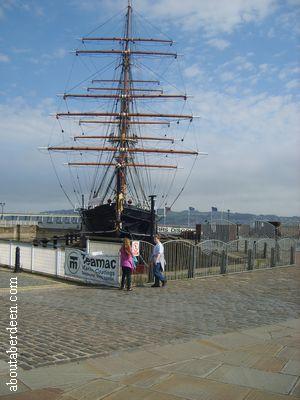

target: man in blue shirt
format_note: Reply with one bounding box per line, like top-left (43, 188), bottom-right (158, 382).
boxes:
top-left (151, 234), bottom-right (167, 287)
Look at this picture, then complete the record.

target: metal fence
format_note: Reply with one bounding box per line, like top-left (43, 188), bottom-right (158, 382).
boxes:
top-left (132, 238), bottom-right (297, 285)
top-left (0, 237), bottom-right (297, 286)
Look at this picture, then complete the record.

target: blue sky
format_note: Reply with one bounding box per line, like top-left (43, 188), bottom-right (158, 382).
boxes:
top-left (0, 0), bottom-right (299, 216)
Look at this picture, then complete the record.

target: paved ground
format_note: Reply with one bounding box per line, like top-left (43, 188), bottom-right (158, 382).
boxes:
top-left (0, 265), bottom-right (299, 399)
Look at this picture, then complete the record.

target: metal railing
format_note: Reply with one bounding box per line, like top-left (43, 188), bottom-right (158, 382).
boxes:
top-left (1, 237), bottom-right (297, 286)
top-left (132, 238), bottom-right (297, 285)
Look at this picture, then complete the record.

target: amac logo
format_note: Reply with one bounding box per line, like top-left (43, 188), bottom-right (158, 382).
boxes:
top-left (67, 251), bottom-right (81, 275)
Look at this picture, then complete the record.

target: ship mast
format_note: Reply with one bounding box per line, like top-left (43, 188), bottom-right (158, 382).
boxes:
top-left (48, 0), bottom-right (203, 236)
top-left (116, 0), bottom-right (132, 232)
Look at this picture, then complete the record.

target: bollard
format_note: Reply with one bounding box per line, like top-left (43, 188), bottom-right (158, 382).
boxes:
top-left (14, 247), bottom-right (21, 273)
top-left (79, 235), bottom-right (87, 249)
top-left (220, 250), bottom-right (227, 274)
top-left (247, 249), bottom-right (253, 270)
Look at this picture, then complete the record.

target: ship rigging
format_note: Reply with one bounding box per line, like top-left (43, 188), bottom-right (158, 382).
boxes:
top-left (47, 0), bottom-right (205, 239)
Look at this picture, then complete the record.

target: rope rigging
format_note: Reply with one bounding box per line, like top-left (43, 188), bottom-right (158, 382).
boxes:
top-left (48, 2), bottom-right (203, 224)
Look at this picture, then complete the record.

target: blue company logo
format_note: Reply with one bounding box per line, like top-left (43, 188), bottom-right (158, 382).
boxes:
top-left (66, 251), bottom-right (81, 275)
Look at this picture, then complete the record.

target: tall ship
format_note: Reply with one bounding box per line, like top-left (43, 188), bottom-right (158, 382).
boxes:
top-left (48, 1), bottom-right (203, 240)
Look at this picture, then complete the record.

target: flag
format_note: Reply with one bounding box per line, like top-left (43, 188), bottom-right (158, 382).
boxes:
top-left (189, 206), bottom-right (195, 211)
top-left (211, 207), bottom-right (218, 212)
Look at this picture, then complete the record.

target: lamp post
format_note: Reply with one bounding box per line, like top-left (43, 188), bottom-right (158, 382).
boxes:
top-left (227, 209), bottom-right (230, 221)
top-left (0, 202), bottom-right (5, 220)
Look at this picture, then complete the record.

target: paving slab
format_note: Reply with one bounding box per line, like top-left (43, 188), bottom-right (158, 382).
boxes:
top-left (85, 355), bottom-right (139, 378)
top-left (238, 342), bottom-right (284, 356)
top-left (0, 388), bottom-right (63, 400)
top-left (149, 340), bottom-right (222, 363)
top-left (279, 319), bottom-right (300, 330)
top-left (207, 364), bottom-right (298, 395)
top-left (151, 373), bottom-right (251, 400)
top-left (245, 388), bottom-right (300, 400)
top-left (251, 356), bottom-right (288, 373)
top-left (281, 360), bottom-right (300, 376)
top-left (201, 332), bottom-right (265, 350)
top-left (96, 385), bottom-right (185, 400)
top-left (156, 358), bottom-right (222, 378)
top-left (18, 363), bottom-right (101, 390)
top-left (119, 368), bottom-right (171, 388)
top-left (276, 346), bottom-right (300, 362)
top-left (116, 349), bottom-right (171, 370)
top-left (290, 378), bottom-right (300, 397)
top-left (240, 325), bottom-right (298, 341)
top-left (59, 378), bottom-right (124, 400)
top-left (0, 361), bottom-right (7, 375)
top-left (0, 374), bottom-right (30, 396)
top-left (203, 350), bottom-right (265, 368)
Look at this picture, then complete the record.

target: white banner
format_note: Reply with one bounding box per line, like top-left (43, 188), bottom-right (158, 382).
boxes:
top-left (131, 241), bottom-right (140, 257)
top-left (65, 249), bottom-right (120, 287)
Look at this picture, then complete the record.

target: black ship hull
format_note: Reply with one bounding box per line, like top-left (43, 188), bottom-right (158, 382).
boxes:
top-left (80, 203), bottom-right (154, 238)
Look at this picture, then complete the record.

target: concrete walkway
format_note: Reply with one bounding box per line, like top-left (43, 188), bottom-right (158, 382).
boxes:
top-left (0, 264), bottom-right (299, 399)
top-left (0, 318), bottom-right (299, 399)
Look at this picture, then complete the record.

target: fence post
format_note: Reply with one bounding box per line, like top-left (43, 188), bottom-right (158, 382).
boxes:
top-left (290, 245), bottom-right (295, 265)
top-left (275, 240), bottom-right (280, 263)
top-left (270, 248), bottom-right (276, 268)
top-left (253, 241), bottom-right (257, 259)
top-left (220, 250), bottom-right (227, 274)
top-left (14, 247), bottom-right (21, 273)
top-left (56, 249), bottom-right (60, 277)
top-left (9, 242), bottom-right (13, 267)
top-left (247, 249), bottom-right (253, 270)
top-left (188, 246), bottom-right (195, 278)
top-left (263, 242), bottom-right (267, 258)
top-left (31, 245), bottom-right (34, 272)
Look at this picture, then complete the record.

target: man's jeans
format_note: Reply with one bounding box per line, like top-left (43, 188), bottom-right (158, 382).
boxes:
top-left (153, 262), bottom-right (166, 285)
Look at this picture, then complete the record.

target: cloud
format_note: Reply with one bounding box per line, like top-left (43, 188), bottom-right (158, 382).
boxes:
top-left (28, 48), bottom-right (67, 65)
top-left (206, 38), bottom-right (230, 50)
top-left (180, 89), bottom-right (300, 215)
top-left (0, 0), bottom-right (44, 19)
top-left (219, 71), bottom-right (235, 82)
top-left (71, 0), bottom-right (278, 34)
top-left (0, 53), bottom-right (10, 62)
top-left (184, 64), bottom-right (203, 79)
top-left (285, 79), bottom-right (300, 89)
top-left (0, 97), bottom-right (73, 212)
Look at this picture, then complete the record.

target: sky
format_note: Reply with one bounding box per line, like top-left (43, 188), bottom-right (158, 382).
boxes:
top-left (0, 0), bottom-right (299, 216)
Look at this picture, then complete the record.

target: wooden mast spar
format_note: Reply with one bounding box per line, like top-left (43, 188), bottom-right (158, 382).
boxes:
top-left (48, 0), bottom-right (202, 235)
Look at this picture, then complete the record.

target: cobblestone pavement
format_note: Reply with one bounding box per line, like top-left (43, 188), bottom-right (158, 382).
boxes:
top-left (0, 267), bottom-right (65, 289)
top-left (0, 266), bottom-right (299, 370)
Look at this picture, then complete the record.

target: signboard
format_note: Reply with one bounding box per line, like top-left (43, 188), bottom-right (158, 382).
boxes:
top-left (131, 241), bottom-right (140, 257)
top-left (65, 249), bottom-right (120, 287)
top-left (158, 226), bottom-right (195, 234)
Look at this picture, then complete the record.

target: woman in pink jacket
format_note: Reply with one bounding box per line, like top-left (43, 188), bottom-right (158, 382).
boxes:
top-left (119, 237), bottom-right (134, 291)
